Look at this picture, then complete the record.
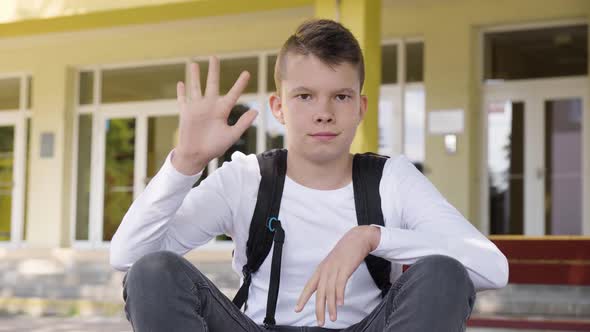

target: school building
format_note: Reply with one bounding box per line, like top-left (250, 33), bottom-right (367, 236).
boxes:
top-left (1, 0), bottom-right (588, 249)
top-left (0, 0), bottom-right (589, 325)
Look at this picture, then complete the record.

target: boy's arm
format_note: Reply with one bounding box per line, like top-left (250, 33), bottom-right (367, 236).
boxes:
top-left (109, 149), bottom-right (243, 272)
top-left (110, 57), bottom-right (258, 271)
top-left (369, 155), bottom-right (509, 291)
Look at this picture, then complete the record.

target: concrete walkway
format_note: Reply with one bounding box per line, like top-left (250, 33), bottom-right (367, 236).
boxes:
top-left (0, 315), bottom-right (569, 332)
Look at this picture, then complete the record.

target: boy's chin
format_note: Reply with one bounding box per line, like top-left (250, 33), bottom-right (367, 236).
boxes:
top-left (301, 146), bottom-right (350, 164)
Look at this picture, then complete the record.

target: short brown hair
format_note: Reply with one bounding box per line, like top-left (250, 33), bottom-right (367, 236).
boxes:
top-left (274, 19), bottom-right (365, 93)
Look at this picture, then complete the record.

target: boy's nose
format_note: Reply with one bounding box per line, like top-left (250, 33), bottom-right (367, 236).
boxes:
top-left (313, 110), bottom-right (334, 124)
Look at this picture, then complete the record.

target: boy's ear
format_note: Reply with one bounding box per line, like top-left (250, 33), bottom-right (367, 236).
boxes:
top-left (358, 95), bottom-right (368, 124)
top-left (269, 93), bottom-right (285, 124)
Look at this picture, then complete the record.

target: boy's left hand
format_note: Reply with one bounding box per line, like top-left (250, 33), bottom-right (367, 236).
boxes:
top-left (294, 225), bottom-right (381, 326)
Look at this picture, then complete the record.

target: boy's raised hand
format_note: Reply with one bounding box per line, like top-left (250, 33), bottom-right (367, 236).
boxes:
top-left (172, 56), bottom-right (258, 175)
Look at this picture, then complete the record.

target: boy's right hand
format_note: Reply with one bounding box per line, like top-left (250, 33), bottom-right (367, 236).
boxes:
top-left (172, 56), bottom-right (259, 175)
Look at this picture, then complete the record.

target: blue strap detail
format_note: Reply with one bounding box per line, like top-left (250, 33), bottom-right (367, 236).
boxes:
top-left (267, 217), bottom-right (278, 232)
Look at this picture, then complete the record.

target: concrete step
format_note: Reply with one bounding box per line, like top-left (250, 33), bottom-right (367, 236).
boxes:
top-left (1, 248), bottom-right (589, 321)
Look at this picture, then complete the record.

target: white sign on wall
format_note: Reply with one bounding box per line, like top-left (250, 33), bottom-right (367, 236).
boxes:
top-left (428, 109), bottom-right (464, 135)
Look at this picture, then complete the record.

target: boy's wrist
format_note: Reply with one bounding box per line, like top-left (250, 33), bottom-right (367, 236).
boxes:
top-left (171, 149), bottom-right (208, 176)
top-left (358, 225), bottom-right (381, 253)
top-left (368, 225), bottom-right (381, 252)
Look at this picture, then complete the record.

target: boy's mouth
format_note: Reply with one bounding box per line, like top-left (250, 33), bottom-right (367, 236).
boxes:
top-left (309, 132), bottom-right (339, 141)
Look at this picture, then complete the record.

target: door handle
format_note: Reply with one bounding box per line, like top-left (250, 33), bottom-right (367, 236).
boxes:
top-left (536, 167), bottom-right (545, 179)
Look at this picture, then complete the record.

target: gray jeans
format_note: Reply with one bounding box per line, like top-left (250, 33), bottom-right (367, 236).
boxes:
top-left (123, 251), bottom-right (476, 332)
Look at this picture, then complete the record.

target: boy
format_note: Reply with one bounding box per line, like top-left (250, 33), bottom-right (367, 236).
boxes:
top-left (111, 19), bottom-right (508, 331)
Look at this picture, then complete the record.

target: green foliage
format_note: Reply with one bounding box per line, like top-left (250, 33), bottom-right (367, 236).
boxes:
top-left (0, 126), bottom-right (14, 241)
top-left (103, 119), bottom-right (135, 241)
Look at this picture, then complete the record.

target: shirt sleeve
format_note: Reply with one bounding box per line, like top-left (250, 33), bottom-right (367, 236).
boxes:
top-left (369, 155), bottom-right (509, 291)
top-left (109, 149), bottom-right (245, 271)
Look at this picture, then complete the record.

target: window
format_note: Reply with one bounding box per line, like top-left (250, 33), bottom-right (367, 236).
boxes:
top-left (405, 42), bottom-right (424, 82)
top-left (74, 56), bottom-right (270, 246)
top-left (0, 78), bottom-right (20, 110)
top-left (78, 71), bottom-right (94, 105)
top-left (381, 44), bottom-right (398, 84)
top-left (0, 75), bottom-right (32, 244)
top-left (484, 25), bottom-right (587, 80)
top-left (74, 114), bottom-right (92, 241)
top-left (194, 57), bottom-right (258, 95)
top-left (379, 41), bottom-right (425, 163)
top-left (102, 64), bottom-right (185, 103)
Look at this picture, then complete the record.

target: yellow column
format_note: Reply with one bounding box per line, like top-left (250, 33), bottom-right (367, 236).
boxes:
top-left (26, 65), bottom-right (75, 247)
top-left (315, 0), bottom-right (381, 153)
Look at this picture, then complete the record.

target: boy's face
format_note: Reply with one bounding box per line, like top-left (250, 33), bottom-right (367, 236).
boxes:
top-left (269, 53), bottom-right (367, 163)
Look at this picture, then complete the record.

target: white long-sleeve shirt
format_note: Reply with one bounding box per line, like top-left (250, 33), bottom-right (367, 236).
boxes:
top-left (110, 150), bottom-right (508, 329)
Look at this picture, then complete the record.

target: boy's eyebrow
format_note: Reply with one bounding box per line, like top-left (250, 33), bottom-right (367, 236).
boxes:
top-left (334, 88), bottom-right (356, 95)
top-left (289, 86), bottom-right (312, 94)
top-left (288, 87), bottom-right (357, 95)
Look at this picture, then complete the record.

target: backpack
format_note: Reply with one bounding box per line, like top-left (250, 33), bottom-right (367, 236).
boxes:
top-left (232, 149), bottom-right (392, 328)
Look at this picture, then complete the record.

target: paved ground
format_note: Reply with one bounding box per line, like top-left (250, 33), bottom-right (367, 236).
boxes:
top-left (0, 315), bottom-right (569, 332)
top-left (0, 316), bottom-right (132, 332)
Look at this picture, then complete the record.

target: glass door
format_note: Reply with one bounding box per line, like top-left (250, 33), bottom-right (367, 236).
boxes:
top-left (483, 78), bottom-right (588, 236)
top-left (0, 114), bottom-right (25, 246)
top-left (544, 98), bottom-right (583, 235)
top-left (0, 123), bottom-right (15, 241)
top-left (98, 115), bottom-right (137, 243)
top-left (486, 100), bottom-right (525, 235)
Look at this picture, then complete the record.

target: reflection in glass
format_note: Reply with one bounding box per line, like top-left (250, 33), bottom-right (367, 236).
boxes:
top-left (219, 103), bottom-right (258, 166)
top-left (484, 25), bottom-right (587, 80)
top-left (488, 101), bottom-right (524, 235)
top-left (545, 99), bottom-right (582, 235)
top-left (194, 58), bottom-right (258, 96)
top-left (75, 114), bottom-right (92, 240)
top-left (147, 115), bottom-right (183, 184)
top-left (220, 58), bottom-right (258, 95)
top-left (0, 126), bottom-right (14, 241)
top-left (79, 71), bottom-right (94, 105)
top-left (381, 44), bottom-right (398, 84)
top-left (102, 64), bottom-right (184, 103)
top-left (27, 77), bottom-right (33, 109)
top-left (404, 89), bottom-right (425, 162)
top-left (103, 118), bottom-right (135, 241)
top-left (0, 78), bottom-right (20, 110)
top-left (23, 119), bottom-right (31, 240)
top-left (405, 42), bottom-right (424, 83)
top-left (378, 98), bottom-right (394, 154)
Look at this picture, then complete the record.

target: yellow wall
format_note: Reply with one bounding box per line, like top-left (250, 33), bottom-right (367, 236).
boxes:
top-left (0, 0), bottom-right (588, 246)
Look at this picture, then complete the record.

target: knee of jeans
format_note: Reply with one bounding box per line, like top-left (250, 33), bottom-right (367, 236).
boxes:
top-left (414, 255), bottom-right (474, 294)
top-left (125, 251), bottom-right (186, 288)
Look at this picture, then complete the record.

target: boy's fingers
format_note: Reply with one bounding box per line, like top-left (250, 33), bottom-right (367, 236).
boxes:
top-left (295, 271), bottom-right (319, 312)
top-left (326, 272), bottom-right (338, 321)
top-left (177, 81), bottom-right (186, 104)
top-left (315, 276), bottom-right (327, 326)
top-left (190, 63), bottom-right (202, 98)
top-left (335, 272), bottom-right (347, 306)
top-left (231, 109), bottom-right (258, 140)
top-left (205, 56), bottom-right (220, 97)
top-left (224, 71), bottom-right (250, 110)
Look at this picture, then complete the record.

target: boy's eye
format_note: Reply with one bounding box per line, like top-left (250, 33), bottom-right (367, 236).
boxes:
top-left (336, 94), bottom-right (351, 101)
top-left (297, 94), bottom-right (312, 101)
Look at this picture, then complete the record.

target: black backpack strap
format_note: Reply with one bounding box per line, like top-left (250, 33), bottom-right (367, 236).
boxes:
top-left (232, 149), bottom-right (287, 324)
top-left (263, 217), bottom-right (285, 327)
top-left (352, 152), bottom-right (392, 297)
